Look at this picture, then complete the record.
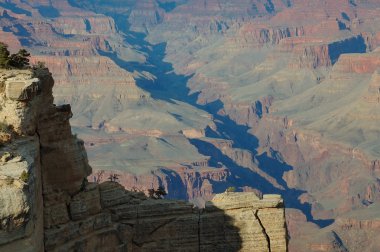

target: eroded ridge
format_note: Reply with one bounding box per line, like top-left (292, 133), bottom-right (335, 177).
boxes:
top-left (0, 69), bottom-right (287, 251)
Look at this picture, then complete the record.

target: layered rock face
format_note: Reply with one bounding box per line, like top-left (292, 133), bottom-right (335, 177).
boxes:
top-left (2, 0), bottom-right (380, 251)
top-left (0, 0), bottom-right (229, 203)
top-left (140, 1), bottom-right (380, 251)
top-left (0, 69), bottom-right (46, 252)
top-left (0, 69), bottom-right (287, 251)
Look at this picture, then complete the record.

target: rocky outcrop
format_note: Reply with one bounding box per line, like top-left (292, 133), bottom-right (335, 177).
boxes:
top-left (205, 193), bottom-right (287, 252)
top-left (332, 51), bottom-right (380, 74)
top-left (0, 69), bottom-right (288, 251)
top-left (0, 69), bottom-right (47, 252)
top-left (0, 137), bottom-right (43, 252)
top-left (91, 166), bottom-right (231, 202)
top-left (4, 0), bottom-right (380, 251)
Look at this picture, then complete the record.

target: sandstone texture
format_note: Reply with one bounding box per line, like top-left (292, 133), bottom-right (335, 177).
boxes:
top-left (0, 69), bottom-right (287, 251)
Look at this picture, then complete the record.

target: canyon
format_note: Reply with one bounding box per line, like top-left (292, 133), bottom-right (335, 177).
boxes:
top-left (0, 68), bottom-right (287, 251)
top-left (1, 0), bottom-right (380, 251)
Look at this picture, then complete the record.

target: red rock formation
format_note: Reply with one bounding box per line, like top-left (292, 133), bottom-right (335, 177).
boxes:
top-left (0, 69), bottom-right (288, 251)
top-left (332, 52), bottom-right (380, 74)
top-left (2, 0), bottom-right (380, 251)
top-left (90, 166), bottom-right (231, 201)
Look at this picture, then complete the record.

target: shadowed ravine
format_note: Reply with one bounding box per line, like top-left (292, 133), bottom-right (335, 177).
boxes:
top-left (76, 6), bottom-right (334, 228)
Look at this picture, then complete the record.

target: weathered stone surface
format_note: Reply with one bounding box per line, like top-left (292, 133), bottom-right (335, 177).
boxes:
top-left (5, 78), bottom-right (40, 101)
top-left (38, 108), bottom-right (92, 195)
top-left (0, 137), bottom-right (43, 251)
top-left (202, 192), bottom-right (287, 252)
top-left (44, 213), bottom-right (116, 251)
top-left (0, 70), bottom-right (288, 251)
top-left (99, 182), bottom-right (132, 208)
top-left (43, 189), bottom-right (71, 229)
top-left (70, 183), bottom-right (102, 221)
top-left (44, 203), bottom-right (70, 228)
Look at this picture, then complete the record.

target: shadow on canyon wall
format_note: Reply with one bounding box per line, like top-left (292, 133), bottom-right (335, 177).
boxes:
top-left (74, 6), bottom-right (334, 228)
top-left (328, 35), bottom-right (366, 64)
top-left (129, 188), bottom-right (243, 251)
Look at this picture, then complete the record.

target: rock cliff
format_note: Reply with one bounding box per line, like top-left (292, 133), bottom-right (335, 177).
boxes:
top-left (2, 0), bottom-right (380, 251)
top-left (0, 69), bottom-right (288, 251)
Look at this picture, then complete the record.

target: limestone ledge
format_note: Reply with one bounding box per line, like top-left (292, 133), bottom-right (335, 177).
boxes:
top-left (45, 181), bottom-right (287, 252)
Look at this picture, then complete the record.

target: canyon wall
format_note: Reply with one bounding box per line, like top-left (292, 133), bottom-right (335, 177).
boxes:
top-left (1, 0), bottom-right (380, 251)
top-left (0, 69), bottom-right (287, 251)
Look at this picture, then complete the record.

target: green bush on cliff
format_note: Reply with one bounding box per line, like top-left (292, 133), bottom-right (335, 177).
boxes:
top-left (19, 170), bottom-right (29, 183)
top-left (0, 42), bottom-right (31, 69)
top-left (9, 49), bottom-right (31, 68)
top-left (0, 42), bottom-right (10, 68)
top-left (226, 186), bottom-right (236, 192)
top-left (0, 122), bottom-right (15, 147)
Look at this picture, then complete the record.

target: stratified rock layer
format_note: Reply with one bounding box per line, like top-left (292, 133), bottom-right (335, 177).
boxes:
top-left (0, 69), bottom-right (287, 251)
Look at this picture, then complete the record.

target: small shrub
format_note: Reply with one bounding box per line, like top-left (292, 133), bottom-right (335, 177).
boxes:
top-left (148, 188), bottom-right (155, 198)
top-left (226, 186), bottom-right (236, 193)
top-left (130, 186), bottom-right (144, 193)
top-left (155, 186), bottom-right (167, 199)
top-left (0, 42), bottom-right (10, 68)
top-left (93, 170), bottom-right (105, 183)
top-left (19, 170), bottom-right (29, 183)
top-left (108, 173), bottom-right (120, 182)
top-left (33, 61), bottom-right (46, 69)
top-left (0, 122), bottom-right (12, 146)
top-left (0, 41), bottom-right (31, 69)
top-left (148, 186), bottom-right (167, 199)
top-left (9, 49), bottom-right (31, 69)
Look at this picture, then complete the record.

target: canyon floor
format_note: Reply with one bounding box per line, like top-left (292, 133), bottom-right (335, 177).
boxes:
top-left (1, 0), bottom-right (380, 251)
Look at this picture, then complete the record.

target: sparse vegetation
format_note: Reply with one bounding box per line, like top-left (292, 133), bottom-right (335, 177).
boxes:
top-left (93, 170), bottom-right (105, 183)
top-left (226, 186), bottom-right (237, 193)
top-left (108, 173), bottom-right (120, 182)
top-left (130, 186), bottom-right (144, 192)
top-left (9, 49), bottom-right (31, 68)
top-left (19, 170), bottom-right (29, 183)
top-left (0, 42), bottom-right (31, 69)
top-left (32, 61), bottom-right (47, 70)
top-left (0, 122), bottom-right (12, 146)
top-left (0, 42), bottom-right (10, 68)
top-left (148, 186), bottom-right (167, 199)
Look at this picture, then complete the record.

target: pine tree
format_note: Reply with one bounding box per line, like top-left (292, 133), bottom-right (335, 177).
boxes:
top-left (147, 186), bottom-right (167, 199)
top-left (9, 49), bottom-right (31, 68)
top-left (0, 42), bottom-right (10, 68)
top-left (155, 186), bottom-right (167, 199)
top-left (17, 48), bottom-right (31, 67)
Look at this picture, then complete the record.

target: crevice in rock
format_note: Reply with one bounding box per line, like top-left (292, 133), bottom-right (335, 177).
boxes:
top-left (254, 209), bottom-right (271, 252)
top-left (66, 200), bottom-right (72, 221)
top-left (36, 130), bottom-right (44, 192)
top-left (148, 217), bottom-right (177, 235)
top-left (132, 205), bottom-right (141, 247)
top-left (198, 210), bottom-right (201, 252)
